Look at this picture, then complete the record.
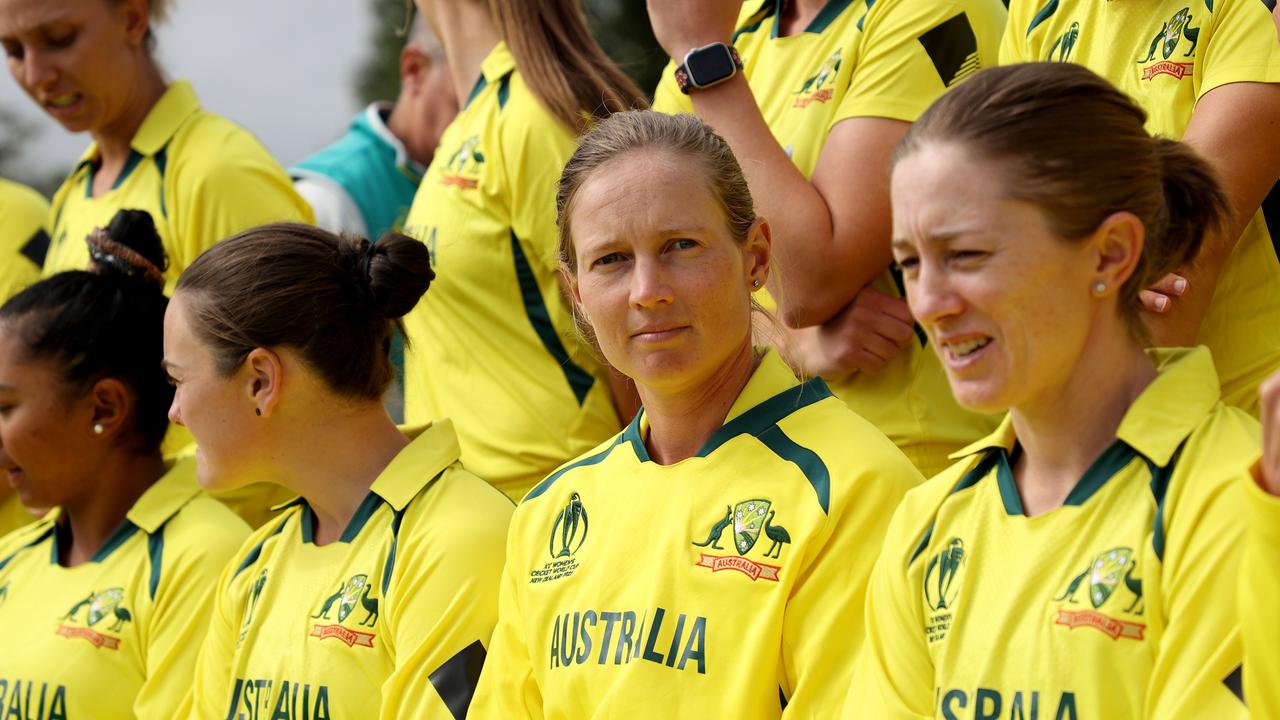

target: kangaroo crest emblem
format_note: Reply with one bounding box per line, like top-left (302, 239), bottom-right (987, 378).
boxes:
top-left (693, 498), bottom-right (790, 582)
top-left (56, 586), bottom-right (132, 649)
top-left (1053, 546), bottom-right (1146, 641)
top-left (1087, 547), bottom-right (1132, 608)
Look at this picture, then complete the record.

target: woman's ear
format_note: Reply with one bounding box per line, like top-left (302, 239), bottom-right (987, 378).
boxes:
top-left (1088, 211), bottom-right (1145, 297)
top-left (743, 217), bottom-right (773, 290)
top-left (243, 347), bottom-right (285, 418)
top-left (88, 378), bottom-right (132, 438)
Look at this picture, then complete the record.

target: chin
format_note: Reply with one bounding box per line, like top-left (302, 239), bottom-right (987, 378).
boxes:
top-left (949, 381), bottom-right (1011, 415)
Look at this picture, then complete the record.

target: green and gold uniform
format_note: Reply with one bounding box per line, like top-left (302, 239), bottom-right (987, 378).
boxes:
top-left (180, 421), bottom-right (512, 720)
top-left (0, 458), bottom-right (249, 720)
top-left (0, 177), bottom-right (48, 304)
top-left (1241, 469), bottom-right (1280, 719)
top-left (402, 43), bottom-right (619, 502)
top-left (850, 347), bottom-right (1255, 719)
top-left (44, 80), bottom-right (313, 294)
top-left (471, 350), bottom-right (920, 718)
top-left (1002, 0), bottom-right (1280, 415)
top-left (653, 0), bottom-right (1008, 477)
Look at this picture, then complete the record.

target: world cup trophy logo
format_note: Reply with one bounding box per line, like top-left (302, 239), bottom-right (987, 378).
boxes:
top-left (550, 492), bottom-right (589, 559)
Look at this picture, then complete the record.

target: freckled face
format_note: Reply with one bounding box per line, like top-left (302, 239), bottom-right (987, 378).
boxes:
top-left (890, 142), bottom-right (1097, 413)
top-left (567, 150), bottom-right (757, 396)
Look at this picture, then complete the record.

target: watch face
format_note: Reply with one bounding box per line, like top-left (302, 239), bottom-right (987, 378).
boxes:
top-left (686, 45), bottom-right (736, 87)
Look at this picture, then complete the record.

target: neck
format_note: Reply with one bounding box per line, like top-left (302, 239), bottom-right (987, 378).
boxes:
top-left (433, 3), bottom-right (502, 110)
top-left (271, 405), bottom-right (409, 545)
top-left (640, 343), bottom-right (760, 465)
top-left (777, 0), bottom-right (828, 35)
top-left (385, 100), bottom-right (428, 168)
top-left (1009, 326), bottom-right (1156, 516)
top-left (60, 451), bottom-right (166, 567)
top-left (90, 57), bottom-right (167, 169)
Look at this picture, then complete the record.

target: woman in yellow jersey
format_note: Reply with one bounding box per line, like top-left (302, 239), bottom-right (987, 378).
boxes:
top-left (471, 111), bottom-right (920, 718)
top-left (648, 0), bottom-right (1008, 477)
top-left (0, 177), bottom-right (49, 536)
top-left (401, 0), bottom-right (649, 501)
top-left (0, 210), bottom-right (250, 719)
top-left (850, 63), bottom-right (1257, 719)
top-left (0, 0), bottom-right (312, 290)
top-left (1243, 371), bottom-right (1280, 718)
top-left (166, 224), bottom-right (512, 719)
top-left (1002, 0), bottom-right (1280, 417)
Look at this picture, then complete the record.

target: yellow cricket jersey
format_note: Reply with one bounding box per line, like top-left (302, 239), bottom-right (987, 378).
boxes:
top-left (0, 177), bottom-right (48, 304)
top-left (1241, 470), bottom-right (1280, 719)
top-left (402, 42), bottom-right (619, 501)
top-left (44, 80), bottom-right (313, 294)
top-left (470, 349), bottom-right (921, 719)
top-left (850, 347), bottom-right (1256, 719)
top-left (0, 458), bottom-right (250, 720)
top-left (1002, 0), bottom-right (1280, 415)
top-left (653, 0), bottom-right (1008, 477)
top-left (181, 420), bottom-right (513, 720)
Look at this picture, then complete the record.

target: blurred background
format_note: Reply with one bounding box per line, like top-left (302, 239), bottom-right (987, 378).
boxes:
top-left (0, 0), bottom-right (665, 195)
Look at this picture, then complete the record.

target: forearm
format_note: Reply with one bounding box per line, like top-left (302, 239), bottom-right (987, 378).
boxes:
top-left (688, 78), bottom-right (889, 326)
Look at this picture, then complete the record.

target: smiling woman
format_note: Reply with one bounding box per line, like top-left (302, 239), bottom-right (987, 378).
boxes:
top-left (851, 63), bottom-right (1259, 719)
top-left (0, 0), bottom-right (311, 292)
top-left (0, 209), bottom-right (248, 720)
top-left (470, 111), bottom-right (921, 718)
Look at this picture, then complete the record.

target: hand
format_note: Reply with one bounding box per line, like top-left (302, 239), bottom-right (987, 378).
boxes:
top-left (794, 287), bottom-right (916, 377)
top-left (1259, 369), bottom-right (1280, 496)
top-left (1138, 272), bottom-right (1188, 314)
top-left (645, 0), bottom-right (741, 61)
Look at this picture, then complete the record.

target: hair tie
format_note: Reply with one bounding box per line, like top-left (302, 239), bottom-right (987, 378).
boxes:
top-left (86, 229), bottom-right (166, 286)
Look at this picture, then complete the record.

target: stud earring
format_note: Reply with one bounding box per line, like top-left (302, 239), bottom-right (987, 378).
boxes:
top-left (1093, 282), bottom-right (1106, 295)
top-left (254, 408), bottom-right (262, 417)
top-left (93, 423), bottom-right (104, 435)
top-left (752, 279), bottom-right (761, 289)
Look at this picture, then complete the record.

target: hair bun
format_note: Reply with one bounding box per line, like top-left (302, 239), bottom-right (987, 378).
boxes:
top-left (364, 232), bottom-right (435, 319)
top-left (86, 210), bottom-right (168, 287)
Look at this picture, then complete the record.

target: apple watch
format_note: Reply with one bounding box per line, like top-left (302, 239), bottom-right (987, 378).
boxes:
top-left (675, 43), bottom-right (744, 94)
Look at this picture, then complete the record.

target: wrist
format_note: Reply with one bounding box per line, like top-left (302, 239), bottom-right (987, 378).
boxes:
top-left (675, 42), bottom-right (744, 95)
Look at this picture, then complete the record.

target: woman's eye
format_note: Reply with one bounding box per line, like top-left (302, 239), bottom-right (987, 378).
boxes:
top-left (894, 256), bottom-right (919, 273)
top-left (1, 42), bottom-right (22, 61)
top-left (949, 250), bottom-right (987, 264)
top-left (669, 238), bottom-right (699, 251)
top-left (46, 31), bottom-right (76, 49)
top-left (593, 252), bottom-right (626, 268)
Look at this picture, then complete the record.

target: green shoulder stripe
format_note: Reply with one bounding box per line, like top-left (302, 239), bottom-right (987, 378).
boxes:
top-left (524, 432), bottom-right (630, 503)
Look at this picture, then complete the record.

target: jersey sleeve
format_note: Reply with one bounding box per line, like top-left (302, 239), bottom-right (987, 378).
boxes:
top-left (1197, 0), bottom-right (1280, 98)
top-left (779, 449), bottom-right (916, 716)
top-left (1145, 445), bottom-right (1251, 718)
top-left (651, 61), bottom-right (694, 115)
top-left (167, 124), bottom-right (314, 276)
top-left (378, 470), bottom-right (512, 720)
top-left (134, 511), bottom-right (248, 719)
top-left (845, 482), bottom-right (950, 719)
top-left (1240, 467), bottom-right (1280, 720)
top-left (468, 510), bottom-right (546, 719)
top-left (838, 0), bottom-right (1003, 127)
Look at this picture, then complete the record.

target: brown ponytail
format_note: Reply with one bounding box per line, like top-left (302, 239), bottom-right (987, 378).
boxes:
top-left (489, 0), bottom-right (649, 133)
top-left (894, 62), bottom-right (1228, 333)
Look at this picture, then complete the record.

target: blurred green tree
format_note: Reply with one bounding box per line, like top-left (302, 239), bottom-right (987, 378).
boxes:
top-left (355, 0), bottom-right (667, 107)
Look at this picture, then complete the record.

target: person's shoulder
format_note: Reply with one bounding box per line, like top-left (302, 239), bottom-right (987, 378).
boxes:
top-left (0, 515), bottom-right (54, 565)
top-left (168, 108), bottom-right (288, 178)
top-left (163, 493), bottom-right (253, 559)
top-left (399, 465), bottom-right (514, 553)
top-left (0, 178), bottom-right (49, 220)
top-left (518, 430), bottom-right (633, 510)
top-left (780, 392), bottom-right (924, 487)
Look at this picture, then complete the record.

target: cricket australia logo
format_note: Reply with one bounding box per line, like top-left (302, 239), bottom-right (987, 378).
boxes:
top-left (923, 538), bottom-right (966, 644)
top-left (530, 493), bottom-right (589, 585)
top-left (1053, 546), bottom-right (1146, 641)
top-left (56, 587), bottom-right (132, 650)
top-left (310, 573), bottom-right (379, 648)
top-left (440, 134), bottom-right (485, 189)
top-left (1137, 7), bottom-right (1198, 81)
top-left (692, 498), bottom-right (791, 582)
top-left (793, 49), bottom-right (843, 108)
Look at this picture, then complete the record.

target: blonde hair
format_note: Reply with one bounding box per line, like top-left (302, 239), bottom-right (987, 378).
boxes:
top-left (489, 0), bottom-right (648, 133)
